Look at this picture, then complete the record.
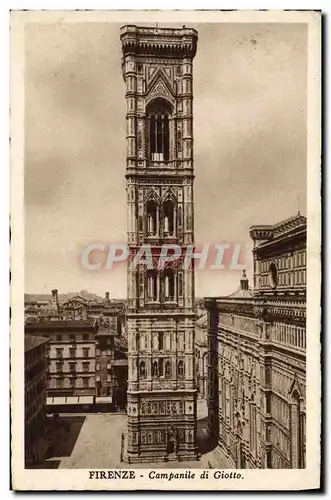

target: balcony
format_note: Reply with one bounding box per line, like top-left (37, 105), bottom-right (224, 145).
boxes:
top-left (146, 231), bottom-right (158, 238)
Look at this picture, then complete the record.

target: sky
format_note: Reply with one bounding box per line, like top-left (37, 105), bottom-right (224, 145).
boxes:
top-left (25, 21), bottom-right (307, 298)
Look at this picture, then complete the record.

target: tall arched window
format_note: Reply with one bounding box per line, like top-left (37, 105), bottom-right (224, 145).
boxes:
top-left (146, 270), bottom-right (158, 301)
top-left (178, 273), bottom-right (183, 297)
top-left (177, 129), bottom-right (182, 153)
top-left (147, 99), bottom-right (172, 162)
top-left (249, 399), bottom-right (257, 456)
top-left (158, 332), bottom-right (163, 350)
top-left (165, 332), bottom-right (171, 350)
top-left (140, 361), bottom-right (146, 379)
top-left (290, 389), bottom-right (304, 468)
top-left (152, 360), bottom-right (159, 378)
top-left (137, 130), bottom-right (142, 151)
top-left (146, 200), bottom-right (158, 236)
top-left (165, 361), bottom-right (171, 379)
top-left (178, 206), bottom-right (183, 231)
top-left (178, 360), bottom-right (185, 377)
top-left (164, 268), bottom-right (175, 301)
top-left (163, 200), bottom-right (175, 236)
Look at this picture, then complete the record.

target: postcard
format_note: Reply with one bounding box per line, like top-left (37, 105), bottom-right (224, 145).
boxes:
top-left (10, 9), bottom-right (321, 491)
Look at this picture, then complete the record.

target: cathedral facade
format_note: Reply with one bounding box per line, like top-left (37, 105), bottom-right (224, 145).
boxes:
top-left (205, 214), bottom-right (307, 469)
top-left (120, 25), bottom-right (199, 462)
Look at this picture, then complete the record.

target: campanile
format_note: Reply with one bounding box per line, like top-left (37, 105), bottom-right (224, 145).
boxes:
top-left (120, 25), bottom-right (198, 462)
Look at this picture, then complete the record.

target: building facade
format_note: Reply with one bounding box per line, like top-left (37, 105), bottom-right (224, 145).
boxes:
top-left (25, 289), bottom-right (126, 333)
top-left (205, 214), bottom-right (306, 469)
top-left (25, 320), bottom-right (97, 410)
top-left (120, 25), bottom-right (199, 462)
top-left (25, 335), bottom-right (49, 465)
top-left (95, 327), bottom-right (116, 406)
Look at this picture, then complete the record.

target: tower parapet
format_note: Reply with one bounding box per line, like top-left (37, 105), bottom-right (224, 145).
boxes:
top-left (120, 25), bottom-right (198, 60)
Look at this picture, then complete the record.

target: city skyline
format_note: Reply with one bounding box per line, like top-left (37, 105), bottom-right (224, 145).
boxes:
top-left (25, 22), bottom-right (307, 297)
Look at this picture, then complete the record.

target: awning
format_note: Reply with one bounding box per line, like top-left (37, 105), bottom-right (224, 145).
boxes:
top-left (95, 396), bottom-right (112, 404)
top-left (46, 395), bottom-right (94, 405)
top-left (55, 397), bottom-right (67, 404)
top-left (46, 396), bottom-right (67, 405)
top-left (66, 396), bottom-right (79, 404)
top-left (78, 396), bottom-right (94, 404)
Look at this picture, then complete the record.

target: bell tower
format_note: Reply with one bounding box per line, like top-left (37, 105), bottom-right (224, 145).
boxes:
top-left (120, 25), bottom-right (198, 463)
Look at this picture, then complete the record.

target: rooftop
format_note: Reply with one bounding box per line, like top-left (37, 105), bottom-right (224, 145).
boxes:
top-left (96, 327), bottom-right (117, 337)
top-left (227, 288), bottom-right (254, 300)
top-left (250, 213), bottom-right (306, 244)
top-left (120, 24), bottom-right (198, 59)
top-left (25, 320), bottom-right (96, 333)
top-left (196, 313), bottom-right (208, 328)
top-left (204, 270), bottom-right (253, 304)
top-left (25, 291), bottom-right (104, 304)
top-left (120, 24), bottom-right (198, 38)
top-left (25, 335), bottom-right (49, 352)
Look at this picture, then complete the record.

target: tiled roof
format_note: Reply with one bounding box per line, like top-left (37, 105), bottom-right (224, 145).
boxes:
top-left (196, 313), bottom-right (208, 327)
top-left (25, 335), bottom-right (49, 352)
top-left (25, 320), bottom-right (95, 333)
top-left (96, 327), bottom-right (117, 337)
top-left (25, 291), bottom-right (104, 304)
top-left (227, 287), bottom-right (254, 299)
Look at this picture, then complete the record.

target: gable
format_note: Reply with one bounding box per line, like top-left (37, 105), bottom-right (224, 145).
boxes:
top-left (289, 375), bottom-right (303, 399)
top-left (146, 70), bottom-right (175, 107)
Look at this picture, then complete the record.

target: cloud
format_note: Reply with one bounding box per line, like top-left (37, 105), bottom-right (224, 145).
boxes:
top-left (24, 22), bottom-right (307, 297)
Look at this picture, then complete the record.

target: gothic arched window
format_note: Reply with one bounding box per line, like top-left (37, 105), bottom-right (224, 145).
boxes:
top-left (147, 98), bottom-right (172, 162)
top-left (290, 389), bottom-right (304, 468)
top-left (140, 361), bottom-right (146, 379)
top-left (146, 200), bottom-right (158, 236)
top-left (152, 360), bottom-right (159, 378)
top-left (146, 270), bottom-right (158, 301)
top-left (165, 332), bottom-right (171, 350)
top-left (165, 361), bottom-right (171, 379)
top-left (178, 273), bottom-right (183, 297)
top-left (177, 360), bottom-right (185, 377)
top-left (163, 200), bottom-right (175, 236)
top-left (137, 130), bottom-right (143, 151)
top-left (164, 268), bottom-right (175, 301)
top-left (158, 332), bottom-right (163, 351)
top-left (177, 129), bottom-right (182, 153)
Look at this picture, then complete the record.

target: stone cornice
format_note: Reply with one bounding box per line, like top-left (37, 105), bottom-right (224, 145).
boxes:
top-left (250, 214), bottom-right (307, 249)
top-left (120, 25), bottom-right (198, 59)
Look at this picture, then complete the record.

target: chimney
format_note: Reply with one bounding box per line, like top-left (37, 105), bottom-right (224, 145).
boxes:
top-left (51, 289), bottom-right (59, 313)
top-left (82, 306), bottom-right (88, 321)
top-left (105, 292), bottom-right (110, 303)
top-left (240, 270), bottom-right (249, 291)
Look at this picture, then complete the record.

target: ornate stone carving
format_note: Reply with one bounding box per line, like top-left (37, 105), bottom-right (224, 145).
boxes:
top-left (123, 24), bottom-right (198, 463)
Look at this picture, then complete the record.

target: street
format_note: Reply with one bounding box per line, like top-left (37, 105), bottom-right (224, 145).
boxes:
top-left (43, 400), bottom-right (231, 469)
top-left (57, 413), bottom-right (126, 469)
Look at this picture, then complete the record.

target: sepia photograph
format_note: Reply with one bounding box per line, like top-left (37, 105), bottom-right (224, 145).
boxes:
top-left (10, 9), bottom-right (321, 491)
